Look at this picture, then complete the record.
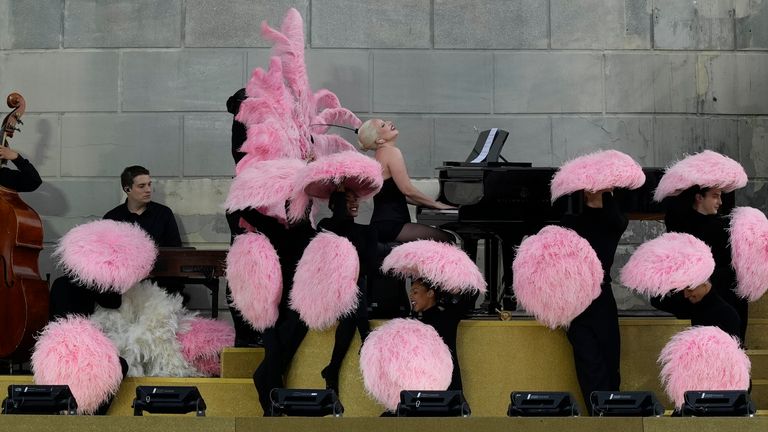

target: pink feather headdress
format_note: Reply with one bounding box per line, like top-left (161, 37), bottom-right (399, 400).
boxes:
top-left (288, 151), bottom-right (383, 222)
top-left (53, 219), bottom-right (158, 294)
top-left (177, 317), bottom-right (235, 377)
top-left (224, 158), bottom-right (305, 224)
top-left (654, 150), bottom-right (748, 201)
top-left (511, 225), bottom-right (602, 329)
top-left (729, 207), bottom-right (768, 302)
top-left (620, 232), bottom-right (715, 298)
top-left (32, 316), bottom-right (123, 414)
top-left (225, 232), bottom-right (282, 332)
top-left (290, 232), bottom-right (360, 330)
top-left (550, 149), bottom-right (646, 203)
top-left (359, 318), bottom-right (453, 412)
top-left (658, 326), bottom-right (750, 408)
top-left (381, 240), bottom-right (486, 295)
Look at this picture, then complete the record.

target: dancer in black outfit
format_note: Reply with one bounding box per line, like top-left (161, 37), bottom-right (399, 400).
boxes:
top-left (316, 191), bottom-right (378, 394)
top-left (561, 190), bottom-right (625, 410)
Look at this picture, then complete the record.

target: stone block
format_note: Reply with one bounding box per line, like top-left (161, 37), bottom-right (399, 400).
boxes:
top-left (7, 114), bottom-right (60, 177)
top-left (373, 51), bottom-right (492, 113)
top-left (653, 0), bottom-right (735, 50)
top-left (738, 118), bottom-right (768, 178)
top-left (551, 0), bottom-right (651, 49)
top-left (736, 1), bottom-right (768, 49)
top-left (185, 0), bottom-right (309, 47)
top-left (495, 52), bottom-right (603, 113)
top-left (551, 117), bottom-right (653, 166)
top-left (154, 178), bottom-right (233, 243)
top-left (698, 53), bottom-right (768, 115)
top-left (434, 0), bottom-right (548, 49)
top-left (122, 50), bottom-right (245, 111)
top-left (0, 52), bottom-right (118, 112)
top-left (605, 53), bottom-right (697, 113)
top-left (433, 117), bottom-right (552, 167)
top-left (311, 0), bottom-right (430, 48)
top-left (61, 115), bottom-right (181, 177)
top-left (0, 0), bottom-right (61, 49)
top-left (652, 116), bottom-right (737, 166)
top-left (64, 0), bottom-right (181, 47)
top-left (736, 180), bottom-right (768, 212)
top-left (184, 114), bottom-right (236, 177)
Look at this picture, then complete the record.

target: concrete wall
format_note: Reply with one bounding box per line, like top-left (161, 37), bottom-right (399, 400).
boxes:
top-left (1, 0), bottom-right (767, 313)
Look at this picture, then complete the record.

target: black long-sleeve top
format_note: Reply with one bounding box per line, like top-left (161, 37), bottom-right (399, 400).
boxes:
top-left (0, 155), bottom-right (42, 192)
top-left (226, 88), bottom-right (247, 164)
top-left (103, 201), bottom-right (182, 247)
top-left (416, 304), bottom-right (463, 390)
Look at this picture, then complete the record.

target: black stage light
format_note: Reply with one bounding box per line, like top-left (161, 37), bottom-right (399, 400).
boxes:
top-left (269, 388), bottom-right (343, 417)
top-left (590, 391), bottom-right (664, 417)
top-left (132, 386), bottom-right (206, 416)
top-left (2, 385), bottom-right (77, 415)
top-left (396, 390), bottom-right (471, 417)
top-left (680, 390), bottom-right (755, 417)
top-left (507, 391), bottom-right (580, 417)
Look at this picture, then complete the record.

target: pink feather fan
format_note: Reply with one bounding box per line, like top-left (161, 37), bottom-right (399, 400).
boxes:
top-left (729, 206), bottom-right (768, 302)
top-left (359, 318), bottom-right (453, 412)
top-left (53, 219), bottom-right (158, 294)
top-left (658, 326), bottom-right (750, 408)
top-left (32, 316), bottom-right (123, 414)
top-left (288, 151), bottom-right (383, 222)
top-left (620, 233), bottom-right (715, 298)
top-left (512, 225), bottom-right (602, 329)
top-left (225, 232), bottom-right (282, 332)
top-left (550, 149), bottom-right (646, 203)
top-left (654, 150), bottom-right (748, 201)
top-left (177, 317), bottom-right (235, 377)
top-left (381, 240), bottom-right (486, 295)
top-left (290, 232), bottom-right (360, 330)
top-left (225, 158), bottom-right (305, 224)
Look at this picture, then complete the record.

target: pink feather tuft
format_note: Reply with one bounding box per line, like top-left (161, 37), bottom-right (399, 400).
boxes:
top-left (177, 317), bottom-right (235, 377)
top-left (225, 232), bottom-right (282, 332)
top-left (729, 207), bottom-right (768, 302)
top-left (620, 233), bottom-right (715, 298)
top-left (224, 158), bottom-right (305, 224)
top-left (32, 316), bottom-right (123, 414)
top-left (512, 225), bottom-right (603, 329)
top-left (658, 326), bottom-right (751, 408)
top-left (550, 149), bottom-right (646, 202)
top-left (53, 220), bottom-right (158, 294)
top-left (288, 151), bottom-right (383, 222)
top-left (382, 240), bottom-right (486, 295)
top-left (654, 150), bottom-right (748, 201)
top-left (359, 318), bottom-right (453, 412)
top-left (290, 232), bottom-right (360, 330)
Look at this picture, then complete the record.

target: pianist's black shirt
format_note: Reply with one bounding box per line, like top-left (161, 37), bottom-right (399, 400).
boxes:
top-left (0, 155), bottom-right (42, 192)
top-left (103, 201), bottom-right (182, 247)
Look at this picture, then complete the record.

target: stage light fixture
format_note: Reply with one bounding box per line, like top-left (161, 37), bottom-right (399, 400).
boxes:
top-left (396, 390), bottom-right (471, 417)
top-left (2, 385), bottom-right (77, 415)
top-left (590, 391), bottom-right (664, 417)
top-left (507, 391), bottom-right (580, 417)
top-left (131, 386), bottom-right (206, 416)
top-left (269, 388), bottom-right (343, 417)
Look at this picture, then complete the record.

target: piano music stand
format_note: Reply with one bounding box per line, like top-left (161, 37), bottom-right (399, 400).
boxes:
top-left (151, 248), bottom-right (227, 318)
top-left (465, 128), bottom-right (509, 164)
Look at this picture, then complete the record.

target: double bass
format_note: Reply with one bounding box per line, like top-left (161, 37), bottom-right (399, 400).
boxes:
top-left (0, 92), bottom-right (49, 360)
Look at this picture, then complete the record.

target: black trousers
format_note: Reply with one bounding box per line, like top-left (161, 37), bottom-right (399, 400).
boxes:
top-left (323, 283), bottom-right (370, 382)
top-left (566, 285), bottom-right (621, 410)
top-left (651, 289), bottom-right (742, 342)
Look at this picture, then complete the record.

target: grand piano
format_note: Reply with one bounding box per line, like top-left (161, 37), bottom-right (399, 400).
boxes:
top-left (415, 129), bottom-right (698, 314)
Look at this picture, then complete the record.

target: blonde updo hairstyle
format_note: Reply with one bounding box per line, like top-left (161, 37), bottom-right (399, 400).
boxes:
top-left (357, 119), bottom-right (379, 151)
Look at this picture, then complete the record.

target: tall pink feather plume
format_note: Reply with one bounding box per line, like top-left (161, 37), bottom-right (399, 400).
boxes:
top-left (309, 134), bottom-right (358, 159)
top-left (729, 207), bottom-right (768, 302)
top-left (224, 158), bottom-right (305, 224)
top-left (658, 326), bottom-right (750, 408)
top-left (290, 232), bottom-right (360, 330)
top-left (382, 240), bottom-right (486, 295)
top-left (620, 233), bottom-right (715, 298)
top-left (177, 317), bottom-right (235, 377)
top-left (654, 150), bottom-right (748, 201)
top-left (314, 89), bottom-right (342, 111)
top-left (360, 318), bottom-right (453, 412)
top-left (550, 149), bottom-right (646, 202)
top-left (53, 219), bottom-right (158, 294)
top-left (32, 317), bottom-right (123, 414)
top-left (288, 151), bottom-right (383, 222)
top-left (225, 233), bottom-right (282, 332)
top-left (512, 225), bottom-right (603, 329)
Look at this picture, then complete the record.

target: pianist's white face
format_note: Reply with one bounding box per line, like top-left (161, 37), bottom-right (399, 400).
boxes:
top-left (372, 119), bottom-right (399, 145)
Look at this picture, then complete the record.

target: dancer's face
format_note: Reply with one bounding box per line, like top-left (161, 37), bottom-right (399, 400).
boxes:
top-left (694, 188), bottom-right (722, 215)
top-left (409, 279), bottom-right (436, 313)
top-left (345, 192), bottom-right (359, 218)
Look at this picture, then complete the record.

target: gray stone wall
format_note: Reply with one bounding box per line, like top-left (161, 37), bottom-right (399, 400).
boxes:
top-left (1, 0), bottom-right (767, 313)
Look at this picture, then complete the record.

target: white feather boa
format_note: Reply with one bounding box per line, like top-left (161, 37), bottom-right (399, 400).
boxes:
top-left (90, 281), bottom-right (200, 377)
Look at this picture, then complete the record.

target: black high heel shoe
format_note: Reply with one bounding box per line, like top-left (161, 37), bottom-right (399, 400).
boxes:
top-left (321, 366), bottom-right (340, 396)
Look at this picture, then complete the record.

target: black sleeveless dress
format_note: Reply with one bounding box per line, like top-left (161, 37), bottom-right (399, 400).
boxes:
top-left (371, 178), bottom-right (411, 242)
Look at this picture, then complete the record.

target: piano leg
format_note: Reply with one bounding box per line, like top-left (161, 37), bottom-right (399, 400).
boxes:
top-left (486, 236), bottom-right (501, 314)
top-left (203, 280), bottom-right (219, 318)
